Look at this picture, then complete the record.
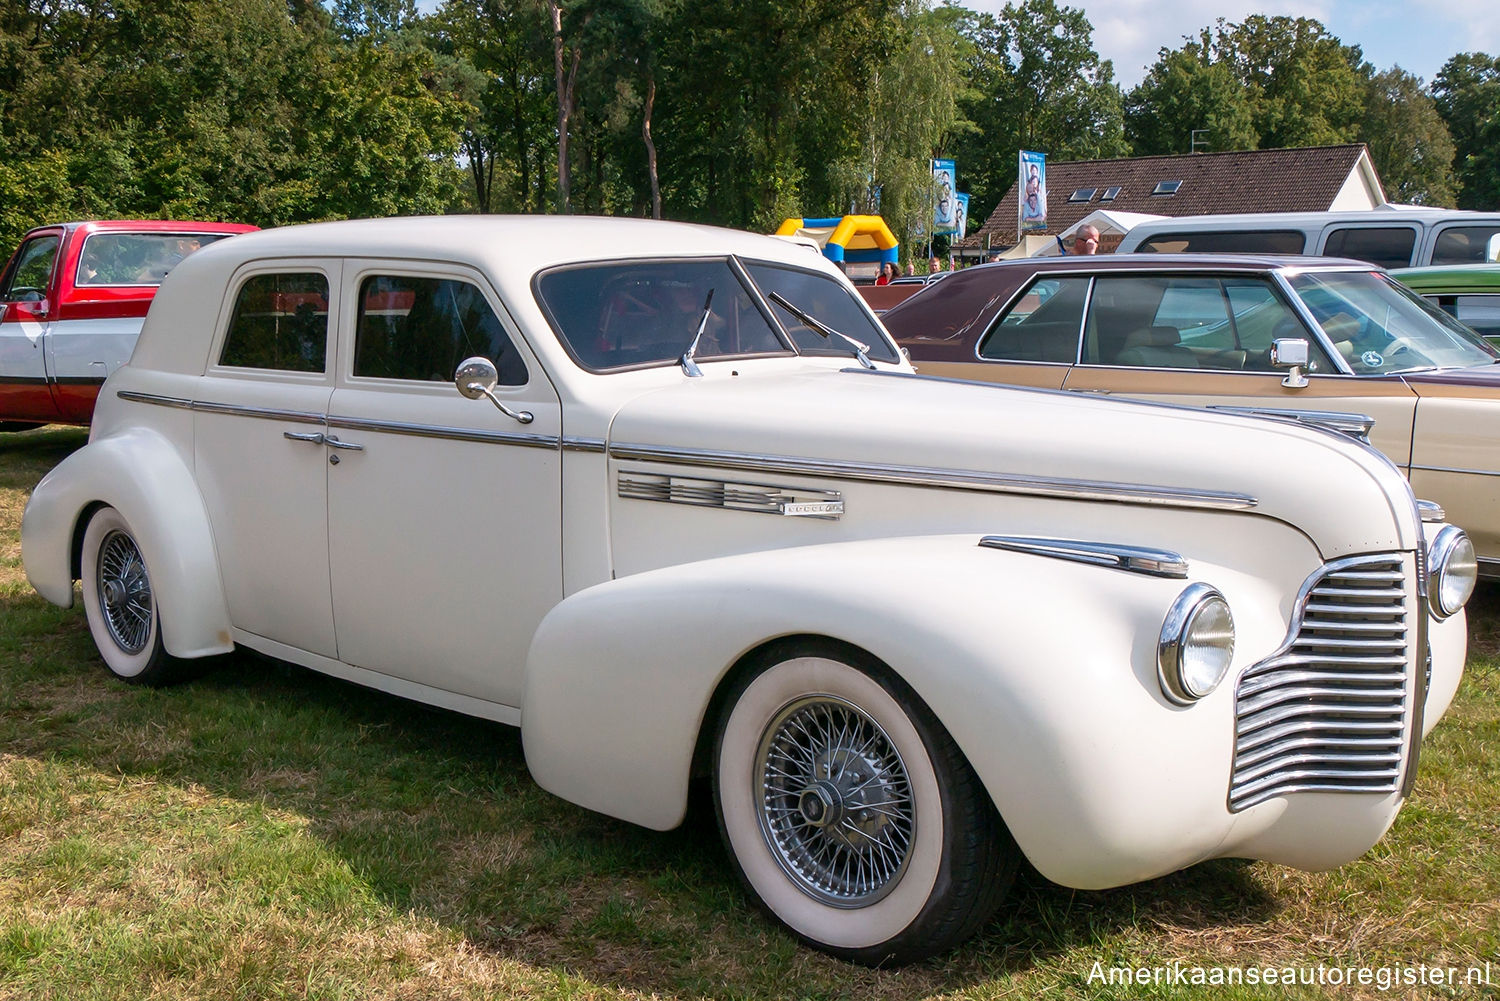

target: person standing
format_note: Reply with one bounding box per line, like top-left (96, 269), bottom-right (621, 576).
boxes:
top-left (1071, 225), bottom-right (1100, 255)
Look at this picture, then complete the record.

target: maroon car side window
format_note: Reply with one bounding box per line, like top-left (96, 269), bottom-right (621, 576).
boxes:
top-left (977, 276), bottom-right (1088, 364)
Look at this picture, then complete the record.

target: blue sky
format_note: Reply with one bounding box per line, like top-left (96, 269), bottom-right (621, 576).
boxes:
top-left (967, 0), bottom-right (1495, 89)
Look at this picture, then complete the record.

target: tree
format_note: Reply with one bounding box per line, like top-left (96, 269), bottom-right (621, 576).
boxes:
top-left (1361, 67), bottom-right (1456, 206)
top-left (1434, 52), bottom-right (1500, 210)
top-left (1125, 30), bottom-right (1258, 154)
top-left (953, 0), bottom-right (1128, 226)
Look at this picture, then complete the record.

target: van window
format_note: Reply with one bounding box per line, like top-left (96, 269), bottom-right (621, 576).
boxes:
top-left (1137, 231), bottom-right (1306, 255)
top-left (1322, 227), bottom-right (1416, 268)
top-left (1432, 226), bottom-right (1500, 265)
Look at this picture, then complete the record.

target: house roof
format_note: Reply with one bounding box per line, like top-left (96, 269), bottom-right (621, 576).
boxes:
top-left (966, 144), bottom-right (1382, 249)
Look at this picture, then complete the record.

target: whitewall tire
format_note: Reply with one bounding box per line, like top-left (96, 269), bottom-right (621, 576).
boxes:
top-left (80, 507), bottom-right (177, 684)
top-left (713, 641), bottom-right (1018, 964)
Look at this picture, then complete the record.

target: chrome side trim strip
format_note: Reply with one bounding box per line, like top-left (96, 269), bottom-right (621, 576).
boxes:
top-left (1416, 499), bottom-right (1446, 523)
top-left (562, 436), bottom-right (607, 453)
top-left (979, 536), bottom-right (1189, 578)
top-left (609, 442), bottom-right (1258, 511)
top-left (327, 415), bottom-right (558, 450)
top-left (116, 390), bottom-right (194, 410)
top-left (1208, 405), bottom-right (1376, 442)
top-left (1410, 462), bottom-right (1500, 479)
top-left (193, 400), bottom-right (325, 425)
top-left (618, 471), bottom-right (844, 519)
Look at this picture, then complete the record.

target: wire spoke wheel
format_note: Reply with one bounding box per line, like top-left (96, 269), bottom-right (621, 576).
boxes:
top-left (756, 695), bottom-right (915, 906)
top-left (96, 529), bottom-right (154, 655)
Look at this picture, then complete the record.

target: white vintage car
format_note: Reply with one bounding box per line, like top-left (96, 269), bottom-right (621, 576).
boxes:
top-left (21, 217), bottom-right (1475, 964)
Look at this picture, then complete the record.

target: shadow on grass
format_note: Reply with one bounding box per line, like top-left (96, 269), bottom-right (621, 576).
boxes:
top-left (0, 584), bottom-right (1283, 998)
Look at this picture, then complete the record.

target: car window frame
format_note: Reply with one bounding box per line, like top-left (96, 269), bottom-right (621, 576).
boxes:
top-left (338, 259), bottom-right (544, 395)
top-left (1319, 224), bottom-right (1420, 268)
top-left (207, 259), bottom-right (339, 384)
top-left (973, 273), bottom-right (1091, 366)
top-left (2, 230), bottom-right (64, 302)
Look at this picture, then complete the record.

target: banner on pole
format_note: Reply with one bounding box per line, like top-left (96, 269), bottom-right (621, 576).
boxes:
top-left (932, 158), bottom-right (956, 231)
top-left (1019, 151), bottom-right (1047, 232)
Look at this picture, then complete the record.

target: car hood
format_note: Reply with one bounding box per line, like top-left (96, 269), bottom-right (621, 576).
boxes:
top-left (605, 368), bottom-right (1422, 558)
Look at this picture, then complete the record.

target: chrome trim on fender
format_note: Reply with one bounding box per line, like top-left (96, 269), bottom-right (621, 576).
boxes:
top-left (115, 390), bottom-right (194, 410)
top-left (1416, 499), bottom-right (1446, 523)
top-left (609, 443), bottom-right (1258, 511)
top-left (562, 436), bottom-right (607, 453)
top-left (1410, 462), bottom-right (1500, 479)
top-left (618, 471), bottom-right (844, 519)
top-left (1207, 405), bottom-right (1376, 443)
top-left (326, 415), bottom-right (558, 450)
top-left (978, 536), bottom-right (1188, 578)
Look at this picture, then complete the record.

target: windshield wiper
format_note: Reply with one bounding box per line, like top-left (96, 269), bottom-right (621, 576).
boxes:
top-left (679, 289), bottom-right (716, 377)
top-left (767, 291), bottom-right (876, 370)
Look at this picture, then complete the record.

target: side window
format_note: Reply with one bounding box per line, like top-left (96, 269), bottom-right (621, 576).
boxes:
top-left (3, 235), bottom-right (60, 301)
top-left (977, 276), bottom-right (1087, 363)
top-left (353, 275), bottom-right (526, 385)
top-left (1138, 230), bottom-right (1306, 255)
top-left (1323, 227), bottom-right (1416, 268)
top-left (220, 273), bottom-right (330, 373)
top-left (1432, 294), bottom-right (1500, 341)
top-left (1084, 275), bottom-right (1333, 373)
top-left (1432, 226), bottom-right (1500, 265)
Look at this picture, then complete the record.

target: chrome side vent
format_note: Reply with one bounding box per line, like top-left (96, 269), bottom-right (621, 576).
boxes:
top-left (617, 471), bottom-right (844, 519)
top-left (1230, 554), bottom-right (1410, 812)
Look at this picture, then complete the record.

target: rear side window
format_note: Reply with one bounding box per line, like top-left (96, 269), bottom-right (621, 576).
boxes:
top-left (1432, 226), bottom-right (1500, 265)
top-left (352, 275), bottom-right (526, 385)
top-left (978, 276), bottom-right (1087, 362)
top-left (3, 235), bottom-right (59, 300)
top-left (1322, 227), bottom-right (1417, 268)
top-left (1428, 293), bottom-right (1500, 341)
top-left (220, 273), bottom-right (329, 373)
top-left (1137, 231), bottom-right (1306, 255)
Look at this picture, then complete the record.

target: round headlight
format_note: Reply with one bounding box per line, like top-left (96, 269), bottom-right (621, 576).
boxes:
top-left (1158, 584), bottom-right (1235, 705)
top-left (1429, 525), bottom-right (1477, 619)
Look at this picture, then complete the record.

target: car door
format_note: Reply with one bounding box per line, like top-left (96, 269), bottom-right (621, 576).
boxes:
top-left (1060, 273), bottom-right (1420, 466)
top-left (0, 229), bottom-right (65, 423)
top-left (193, 262), bottom-right (340, 656)
top-left (325, 261), bottom-right (562, 711)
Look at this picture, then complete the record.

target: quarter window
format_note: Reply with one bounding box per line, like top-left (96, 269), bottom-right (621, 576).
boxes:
top-left (1432, 226), bottom-right (1500, 265)
top-left (219, 273), bottom-right (329, 373)
top-left (977, 276), bottom-right (1088, 363)
top-left (1322, 227), bottom-right (1417, 268)
top-left (3, 235), bottom-right (59, 301)
top-left (353, 275), bottom-right (526, 385)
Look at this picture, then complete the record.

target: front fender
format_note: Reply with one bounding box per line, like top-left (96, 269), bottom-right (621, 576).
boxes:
top-left (22, 428), bottom-right (233, 659)
top-left (522, 534), bottom-right (1292, 886)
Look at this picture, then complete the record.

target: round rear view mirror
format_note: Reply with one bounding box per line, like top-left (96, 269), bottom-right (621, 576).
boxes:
top-left (455, 356), bottom-right (499, 400)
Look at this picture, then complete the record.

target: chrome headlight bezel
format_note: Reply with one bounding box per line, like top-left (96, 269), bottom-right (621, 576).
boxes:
top-left (1428, 525), bottom-right (1477, 620)
top-left (1158, 583), bottom-right (1235, 706)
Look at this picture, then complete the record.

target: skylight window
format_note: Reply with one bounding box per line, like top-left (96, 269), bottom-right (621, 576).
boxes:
top-left (1068, 188), bottom-right (1097, 203)
top-left (1152, 180), bottom-right (1183, 196)
top-left (1101, 186), bottom-right (1122, 201)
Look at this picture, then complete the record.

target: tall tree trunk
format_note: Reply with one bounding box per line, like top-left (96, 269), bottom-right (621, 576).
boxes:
top-left (643, 73), bottom-right (661, 219)
top-left (547, 0), bottom-right (588, 214)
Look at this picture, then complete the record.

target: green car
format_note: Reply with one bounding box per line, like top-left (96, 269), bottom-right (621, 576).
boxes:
top-left (1393, 263), bottom-right (1500, 343)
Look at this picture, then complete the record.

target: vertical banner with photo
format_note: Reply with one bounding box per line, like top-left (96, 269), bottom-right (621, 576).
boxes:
top-left (932, 158), bottom-right (956, 232)
top-left (952, 193), bottom-right (970, 238)
top-left (1019, 150), bottom-right (1047, 231)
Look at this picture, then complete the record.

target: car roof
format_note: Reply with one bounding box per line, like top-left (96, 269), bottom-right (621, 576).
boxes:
top-left (1391, 263), bottom-right (1500, 291)
top-left (964, 253), bottom-right (1375, 273)
top-left (1124, 208), bottom-right (1500, 230)
top-left (29, 220), bottom-right (259, 236)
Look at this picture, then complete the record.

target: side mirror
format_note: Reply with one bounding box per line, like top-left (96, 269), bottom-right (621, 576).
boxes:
top-left (454, 356), bottom-right (533, 425)
top-left (1271, 337), bottom-right (1310, 389)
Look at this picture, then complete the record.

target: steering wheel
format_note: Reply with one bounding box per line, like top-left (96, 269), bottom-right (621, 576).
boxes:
top-left (1383, 337), bottom-right (1414, 359)
top-left (5, 286), bottom-right (43, 302)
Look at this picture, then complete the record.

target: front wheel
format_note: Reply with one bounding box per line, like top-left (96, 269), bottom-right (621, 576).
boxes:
top-left (80, 506), bottom-right (181, 684)
top-left (713, 641), bottom-right (1018, 965)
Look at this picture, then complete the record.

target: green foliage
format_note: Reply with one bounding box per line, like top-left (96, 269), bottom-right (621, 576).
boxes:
top-left (1361, 67), bottom-right (1456, 207)
top-left (1434, 53), bottom-right (1500, 210)
top-left (952, 0), bottom-right (1128, 228)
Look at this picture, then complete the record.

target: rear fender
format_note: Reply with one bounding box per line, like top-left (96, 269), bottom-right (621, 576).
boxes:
top-left (22, 427), bottom-right (233, 658)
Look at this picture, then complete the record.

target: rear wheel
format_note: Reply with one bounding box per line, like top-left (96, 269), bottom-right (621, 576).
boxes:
top-left (80, 507), bottom-right (181, 684)
top-left (713, 641), bottom-right (1018, 965)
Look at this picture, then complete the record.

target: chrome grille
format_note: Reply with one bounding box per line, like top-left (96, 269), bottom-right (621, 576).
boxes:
top-left (1230, 554), bottom-right (1410, 812)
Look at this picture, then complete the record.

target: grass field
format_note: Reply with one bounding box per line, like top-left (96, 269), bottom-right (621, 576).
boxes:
top-left (1, 426), bottom-right (1496, 1000)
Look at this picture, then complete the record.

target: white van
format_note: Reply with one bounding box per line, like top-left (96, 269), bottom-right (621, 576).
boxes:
top-left (1115, 208), bottom-right (1500, 269)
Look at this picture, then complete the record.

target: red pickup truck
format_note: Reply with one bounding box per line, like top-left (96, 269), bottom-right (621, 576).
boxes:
top-left (0, 219), bottom-right (257, 429)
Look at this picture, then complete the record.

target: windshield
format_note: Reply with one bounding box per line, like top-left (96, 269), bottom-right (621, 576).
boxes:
top-left (535, 256), bottom-right (897, 371)
top-left (1286, 270), bottom-right (1500, 374)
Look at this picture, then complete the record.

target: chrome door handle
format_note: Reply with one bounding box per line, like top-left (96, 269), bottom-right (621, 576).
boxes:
top-left (284, 430), bottom-right (326, 444)
top-left (324, 434), bottom-right (364, 451)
